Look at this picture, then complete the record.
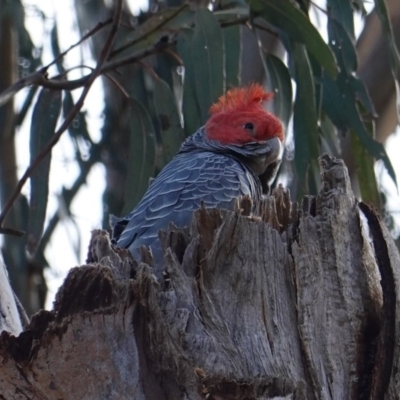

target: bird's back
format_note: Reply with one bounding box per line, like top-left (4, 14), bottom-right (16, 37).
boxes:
top-left (112, 150), bottom-right (260, 262)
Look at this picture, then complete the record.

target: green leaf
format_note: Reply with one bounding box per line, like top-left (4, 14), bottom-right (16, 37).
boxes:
top-left (297, 0), bottom-right (310, 13)
top-left (320, 112), bottom-right (341, 157)
top-left (326, 18), bottom-right (375, 114)
top-left (326, 0), bottom-right (355, 40)
top-left (290, 43), bottom-right (320, 197)
top-left (154, 52), bottom-right (176, 89)
top-left (323, 16), bottom-right (397, 187)
top-left (152, 77), bottom-right (185, 162)
top-left (249, 0), bottom-right (338, 78)
top-left (122, 99), bottom-right (156, 214)
top-left (224, 25), bottom-right (242, 89)
top-left (50, 23), bottom-right (65, 73)
top-left (348, 75), bottom-right (376, 116)
top-left (13, 0), bottom-right (41, 74)
top-left (327, 19), bottom-right (356, 74)
top-left (191, 8), bottom-right (225, 123)
top-left (15, 85), bottom-right (38, 127)
top-left (219, 0), bottom-right (248, 7)
top-left (63, 91), bottom-right (92, 146)
top-left (177, 29), bottom-right (202, 137)
top-left (352, 0), bottom-right (367, 16)
top-left (264, 54), bottom-right (292, 130)
top-left (28, 88), bottom-right (61, 256)
top-left (351, 130), bottom-right (381, 206)
top-left (113, 6), bottom-right (195, 56)
top-left (214, 6), bottom-right (249, 19)
top-left (214, 6), bottom-right (249, 27)
top-left (322, 74), bottom-right (396, 186)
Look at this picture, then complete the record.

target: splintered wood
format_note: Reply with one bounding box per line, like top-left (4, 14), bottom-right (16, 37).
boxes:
top-left (1, 155), bottom-right (400, 399)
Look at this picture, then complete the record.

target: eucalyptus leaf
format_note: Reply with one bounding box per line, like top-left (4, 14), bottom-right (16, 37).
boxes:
top-left (123, 99), bottom-right (156, 214)
top-left (224, 25), bottom-right (241, 89)
top-left (63, 91), bottom-right (92, 146)
top-left (191, 8), bottom-right (225, 123)
top-left (322, 74), bottom-right (397, 186)
top-left (28, 88), bottom-right (62, 256)
top-left (323, 15), bottom-right (397, 187)
top-left (15, 85), bottom-right (38, 127)
top-left (326, 0), bottom-right (354, 40)
top-left (264, 54), bottom-right (292, 130)
top-left (352, 0), bottom-right (367, 16)
top-left (152, 77), bottom-right (185, 162)
top-left (249, 0), bottom-right (338, 78)
top-left (349, 76), bottom-right (377, 116)
top-left (177, 29), bottom-right (202, 137)
top-left (219, 0), bottom-right (247, 7)
top-left (50, 23), bottom-right (65, 73)
top-left (214, 6), bottom-right (249, 20)
top-left (320, 112), bottom-right (341, 157)
top-left (113, 6), bottom-right (195, 56)
top-left (290, 43), bottom-right (319, 197)
top-left (13, 0), bottom-right (41, 74)
top-left (326, 18), bottom-right (375, 115)
top-left (351, 130), bottom-right (381, 206)
top-left (327, 19), bottom-right (357, 74)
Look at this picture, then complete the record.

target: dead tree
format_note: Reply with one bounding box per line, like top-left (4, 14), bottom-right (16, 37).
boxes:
top-left (0, 154), bottom-right (399, 399)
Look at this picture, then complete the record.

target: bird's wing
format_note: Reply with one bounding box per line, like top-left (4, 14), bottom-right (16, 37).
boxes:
top-left (113, 151), bottom-right (257, 253)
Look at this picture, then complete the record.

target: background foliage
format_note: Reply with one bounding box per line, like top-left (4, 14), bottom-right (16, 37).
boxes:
top-left (0, 0), bottom-right (399, 314)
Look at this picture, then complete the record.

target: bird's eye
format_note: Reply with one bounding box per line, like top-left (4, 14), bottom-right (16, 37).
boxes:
top-left (244, 122), bottom-right (254, 131)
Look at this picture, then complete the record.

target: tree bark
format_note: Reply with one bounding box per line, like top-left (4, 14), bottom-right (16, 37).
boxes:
top-left (357, 0), bottom-right (400, 143)
top-left (0, 154), bottom-right (399, 399)
top-left (0, 0), bottom-right (43, 315)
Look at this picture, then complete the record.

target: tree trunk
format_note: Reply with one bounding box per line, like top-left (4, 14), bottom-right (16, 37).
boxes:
top-left (357, 0), bottom-right (400, 144)
top-left (0, 0), bottom-right (43, 315)
top-left (1, 154), bottom-right (399, 399)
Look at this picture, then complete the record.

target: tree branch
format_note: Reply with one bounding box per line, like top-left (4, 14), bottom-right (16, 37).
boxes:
top-left (109, 4), bottom-right (188, 59)
top-left (0, 44), bottom-right (169, 105)
top-left (47, 18), bottom-right (113, 71)
top-left (37, 143), bottom-right (102, 255)
top-left (0, 0), bottom-right (124, 232)
top-left (0, 9), bottom-right (252, 105)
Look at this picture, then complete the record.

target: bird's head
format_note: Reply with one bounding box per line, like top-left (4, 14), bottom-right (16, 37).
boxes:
top-left (204, 84), bottom-right (284, 192)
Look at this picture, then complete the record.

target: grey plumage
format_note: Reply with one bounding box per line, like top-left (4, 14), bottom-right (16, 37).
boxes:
top-left (111, 127), bottom-right (282, 264)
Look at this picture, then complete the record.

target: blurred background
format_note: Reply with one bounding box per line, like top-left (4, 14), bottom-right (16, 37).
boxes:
top-left (0, 0), bottom-right (399, 315)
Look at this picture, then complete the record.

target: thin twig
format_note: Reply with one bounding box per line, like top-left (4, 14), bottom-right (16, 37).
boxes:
top-left (309, 1), bottom-right (328, 15)
top-left (109, 4), bottom-right (188, 59)
top-left (163, 47), bottom-right (183, 65)
top-left (0, 18), bottom-right (112, 108)
top-left (103, 74), bottom-right (130, 98)
top-left (101, 43), bottom-right (168, 73)
top-left (0, 44), bottom-right (169, 102)
top-left (0, 69), bottom-right (48, 107)
top-left (0, 10), bottom-right (249, 104)
top-left (252, 22), bottom-right (278, 37)
top-left (0, 0), bottom-right (124, 230)
top-left (0, 227), bottom-right (25, 237)
top-left (46, 17), bottom-right (113, 70)
top-left (138, 61), bottom-right (160, 80)
top-left (38, 143), bottom-right (102, 253)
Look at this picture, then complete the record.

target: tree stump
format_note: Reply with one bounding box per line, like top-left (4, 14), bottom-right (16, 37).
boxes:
top-left (1, 154), bottom-right (399, 399)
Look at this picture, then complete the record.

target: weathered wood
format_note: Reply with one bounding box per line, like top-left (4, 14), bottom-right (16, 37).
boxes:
top-left (0, 254), bottom-right (24, 336)
top-left (0, 154), bottom-right (399, 399)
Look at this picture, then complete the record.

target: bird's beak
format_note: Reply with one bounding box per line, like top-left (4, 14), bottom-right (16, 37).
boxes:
top-left (256, 137), bottom-right (282, 194)
top-left (234, 136), bottom-right (283, 193)
top-left (260, 136), bottom-right (282, 169)
top-left (248, 136), bottom-right (282, 176)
